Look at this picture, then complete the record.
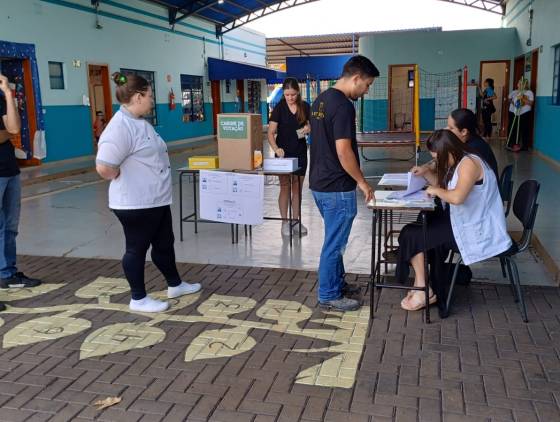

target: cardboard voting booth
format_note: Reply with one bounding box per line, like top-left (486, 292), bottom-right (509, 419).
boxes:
top-left (217, 113), bottom-right (263, 170)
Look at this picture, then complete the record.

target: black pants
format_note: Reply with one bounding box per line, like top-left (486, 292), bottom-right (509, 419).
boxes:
top-left (507, 111), bottom-right (530, 150)
top-left (396, 208), bottom-right (457, 296)
top-left (113, 205), bottom-right (181, 300)
top-left (481, 108), bottom-right (494, 138)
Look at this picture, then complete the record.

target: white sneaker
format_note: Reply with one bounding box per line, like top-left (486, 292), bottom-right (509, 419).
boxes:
top-left (168, 281), bottom-right (202, 299)
top-left (281, 222), bottom-right (291, 236)
top-left (293, 223), bottom-right (308, 236)
top-left (129, 296), bottom-right (169, 313)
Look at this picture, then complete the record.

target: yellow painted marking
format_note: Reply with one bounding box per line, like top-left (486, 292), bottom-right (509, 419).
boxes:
top-left (0, 277), bottom-right (371, 389)
top-left (0, 284), bottom-right (66, 302)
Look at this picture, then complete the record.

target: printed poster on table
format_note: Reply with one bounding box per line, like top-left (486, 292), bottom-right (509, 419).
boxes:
top-left (199, 170), bottom-right (264, 225)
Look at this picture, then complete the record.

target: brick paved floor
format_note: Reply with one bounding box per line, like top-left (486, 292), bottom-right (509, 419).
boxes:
top-left (1, 256), bottom-right (560, 422)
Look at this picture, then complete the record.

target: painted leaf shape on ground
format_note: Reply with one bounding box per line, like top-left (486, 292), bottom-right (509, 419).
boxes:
top-left (80, 323), bottom-right (165, 359)
top-left (184, 328), bottom-right (256, 362)
top-left (0, 318), bottom-right (4, 328)
top-left (2, 315), bottom-right (91, 349)
top-left (75, 277), bottom-right (129, 299)
top-left (256, 299), bottom-right (312, 324)
top-left (151, 289), bottom-right (201, 311)
top-left (0, 284), bottom-right (66, 302)
top-left (196, 294), bottom-right (256, 318)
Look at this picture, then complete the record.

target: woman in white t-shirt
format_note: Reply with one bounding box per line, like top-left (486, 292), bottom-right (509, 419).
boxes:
top-left (507, 78), bottom-right (534, 152)
top-left (96, 72), bottom-right (201, 313)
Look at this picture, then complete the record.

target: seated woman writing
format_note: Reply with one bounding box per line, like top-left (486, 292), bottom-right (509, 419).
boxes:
top-left (397, 129), bottom-right (511, 311)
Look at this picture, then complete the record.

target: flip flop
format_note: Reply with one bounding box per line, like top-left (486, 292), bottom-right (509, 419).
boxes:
top-left (401, 290), bottom-right (437, 311)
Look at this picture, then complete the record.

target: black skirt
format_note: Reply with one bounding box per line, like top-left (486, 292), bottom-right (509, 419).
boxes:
top-left (395, 207), bottom-right (457, 284)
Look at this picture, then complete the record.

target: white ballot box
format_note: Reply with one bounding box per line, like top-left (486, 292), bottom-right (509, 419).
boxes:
top-left (263, 158), bottom-right (298, 172)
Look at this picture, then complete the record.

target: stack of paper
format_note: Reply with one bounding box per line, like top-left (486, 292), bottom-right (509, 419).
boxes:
top-left (387, 172), bottom-right (426, 200)
top-left (378, 173), bottom-right (408, 187)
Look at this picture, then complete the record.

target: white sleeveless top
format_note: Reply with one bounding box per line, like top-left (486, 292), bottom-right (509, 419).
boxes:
top-left (447, 155), bottom-right (511, 265)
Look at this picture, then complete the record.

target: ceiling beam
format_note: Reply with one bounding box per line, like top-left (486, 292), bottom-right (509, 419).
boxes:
top-left (217, 0), bottom-right (319, 36)
top-left (437, 0), bottom-right (505, 15)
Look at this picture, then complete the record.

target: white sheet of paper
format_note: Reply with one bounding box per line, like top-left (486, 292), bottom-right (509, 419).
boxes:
top-left (387, 172), bottom-right (426, 199)
top-left (368, 190), bottom-right (434, 208)
top-left (378, 173), bottom-right (408, 186)
top-left (199, 170), bottom-right (264, 225)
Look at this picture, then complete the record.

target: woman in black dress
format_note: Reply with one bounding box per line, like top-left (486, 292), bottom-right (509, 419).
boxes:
top-left (267, 78), bottom-right (311, 236)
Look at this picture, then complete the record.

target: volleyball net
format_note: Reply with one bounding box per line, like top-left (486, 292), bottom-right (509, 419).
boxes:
top-left (356, 66), bottom-right (467, 161)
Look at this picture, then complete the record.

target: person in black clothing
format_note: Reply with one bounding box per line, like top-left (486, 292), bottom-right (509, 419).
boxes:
top-left (447, 108), bottom-right (499, 180)
top-left (309, 55), bottom-right (379, 312)
top-left (412, 108), bottom-right (499, 181)
top-left (481, 78), bottom-right (497, 138)
top-left (267, 78), bottom-right (311, 236)
top-left (0, 73), bottom-right (41, 309)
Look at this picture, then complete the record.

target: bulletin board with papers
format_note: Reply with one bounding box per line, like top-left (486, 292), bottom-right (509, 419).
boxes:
top-left (199, 170), bottom-right (265, 225)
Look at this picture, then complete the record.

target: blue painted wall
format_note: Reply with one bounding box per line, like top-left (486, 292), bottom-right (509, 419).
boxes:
top-left (43, 105), bottom-right (94, 162)
top-left (155, 104), bottom-right (214, 141)
top-left (533, 97), bottom-right (560, 161)
top-left (362, 100), bottom-right (388, 132)
top-left (362, 98), bottom-right (435, 132)
top-left (419, 99), bottom-right (436, 132)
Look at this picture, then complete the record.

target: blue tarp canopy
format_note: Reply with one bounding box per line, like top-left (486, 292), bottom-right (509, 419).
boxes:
top-left (208, 57), bottom-right (286, 83)
top-left (138, 0), bottom-right (319, 35)
top-left (286, 55), bottom-right (353, 81)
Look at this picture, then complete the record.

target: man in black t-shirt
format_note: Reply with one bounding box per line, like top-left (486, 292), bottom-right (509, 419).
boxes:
top-left (309, 55), bottom-right (379, 311)
top-left (0, 74), bottom-right (41, 310)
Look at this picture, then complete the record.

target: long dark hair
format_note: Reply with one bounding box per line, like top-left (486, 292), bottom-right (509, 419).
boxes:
top-left (450, 108), bottom-right (478, 136)
top-left (426, 129), bottom-right (478, 187)
top-left (282, 77), bottom-right (306, 125)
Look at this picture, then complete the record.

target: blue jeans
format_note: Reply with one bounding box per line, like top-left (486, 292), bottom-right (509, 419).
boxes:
top-left (0, 175), bottom-right (21, 279)
top-left (312, 190), bottom-right (357, 302)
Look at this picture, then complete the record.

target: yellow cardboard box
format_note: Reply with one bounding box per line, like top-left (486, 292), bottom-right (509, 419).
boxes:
top-left (188, 156), bottom-right (219, 169)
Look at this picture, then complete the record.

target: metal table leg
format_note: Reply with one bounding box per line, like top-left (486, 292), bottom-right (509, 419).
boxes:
top-left (288, 173), bottom-right (293, 248)
top-left (193, 172), bottom-right (198, 234)
top-left (422, 211), bottom-right (431, 324)
top-left (179, 171), bottom-right (184, 241)
top-left (370, 209), bottom-right (378, 319)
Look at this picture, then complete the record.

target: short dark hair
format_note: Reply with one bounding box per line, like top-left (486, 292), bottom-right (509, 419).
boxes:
top-left (341, 55), bottom-right (380, 79)
top-left (484, 78), bottom-right (495, 89)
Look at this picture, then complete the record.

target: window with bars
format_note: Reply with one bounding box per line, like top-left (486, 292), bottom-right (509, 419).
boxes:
top-left (120, 68), bottom-right (158, 126)
top-left (180, 74), bottom-right (205, 123)
top-left (553, 45), bottom-right (560, 106)
top-left (48, 61), bottom-right (65, 90)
